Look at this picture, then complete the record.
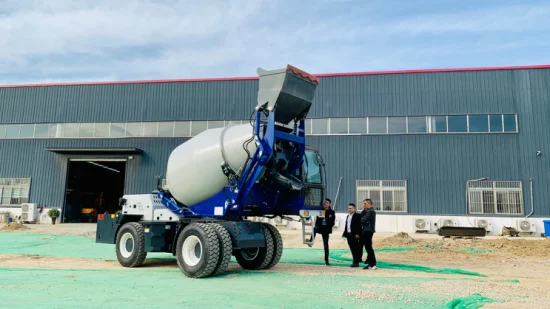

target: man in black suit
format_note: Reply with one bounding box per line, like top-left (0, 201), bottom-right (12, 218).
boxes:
top-left (342, 203), bottom-right (362, 267)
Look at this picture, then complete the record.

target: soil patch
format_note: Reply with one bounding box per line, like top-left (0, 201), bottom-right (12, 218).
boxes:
top-left (0, 223), bottom-right (30, 232)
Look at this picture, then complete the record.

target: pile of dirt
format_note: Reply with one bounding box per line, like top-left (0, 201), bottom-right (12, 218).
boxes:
top-left (377, 232), bottom-right (421, 248)
top-left (0, 222), bottom-right (31, 232)
top-left (377, 232), bottom-right (550, 258)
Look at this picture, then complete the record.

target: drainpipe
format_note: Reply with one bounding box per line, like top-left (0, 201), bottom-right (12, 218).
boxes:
top-left (526, 178), bottom-right (534, 219)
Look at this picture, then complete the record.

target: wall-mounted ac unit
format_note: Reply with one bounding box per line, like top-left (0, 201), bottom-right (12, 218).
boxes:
top-left (515, 219), bottom-right (536, 233)
top-left (413, 218), bottom-right (431, 232)
top-left (439, 218), bottom-right (458, 228)
top-left (21, 203), bottom-right (37, 223)
top-left (475, 219), bottom-right (492, 232)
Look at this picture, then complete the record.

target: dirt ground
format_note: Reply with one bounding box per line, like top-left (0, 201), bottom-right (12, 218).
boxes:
top-left (1, 222), bottom-right (550, 308)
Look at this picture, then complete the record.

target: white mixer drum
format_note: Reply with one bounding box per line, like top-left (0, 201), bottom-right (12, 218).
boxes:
top-left (166, 123), bottom-right (258, 206)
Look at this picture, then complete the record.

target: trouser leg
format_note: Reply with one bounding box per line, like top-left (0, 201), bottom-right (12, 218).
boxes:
top-left (322, 233), bottom-right (329, 263)
top-left (363, 231), bottom-right (376, 267)
top-left (347, 236), bottom-right (361, 263)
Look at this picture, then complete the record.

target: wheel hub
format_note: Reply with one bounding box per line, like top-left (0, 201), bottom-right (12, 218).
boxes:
top-left (119, 232), bottom-right (134, 258)
top-left (182, 235), bottom-right (202, 267)
top-left (241, 247), bottom-right (260, 261)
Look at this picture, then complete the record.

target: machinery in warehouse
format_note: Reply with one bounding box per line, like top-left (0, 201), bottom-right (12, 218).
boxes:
top-left (95, 65), bottom-right (326, 278)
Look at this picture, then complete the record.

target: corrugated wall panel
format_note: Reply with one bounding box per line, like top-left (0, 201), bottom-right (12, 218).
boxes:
top-left (0, 68), bottom-right (537, 123)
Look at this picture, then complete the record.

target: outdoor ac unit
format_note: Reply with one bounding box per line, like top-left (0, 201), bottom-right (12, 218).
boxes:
top-left (413, 218), bottom-right (431, 232)
top-left (475, 219), bottom-right (492, 232)
top-left (21, 203), bottom-right (37, 223)
top-left (439, 218), bottom-right (458, 227)
top-left (515, 219), bottom-right (536, 233)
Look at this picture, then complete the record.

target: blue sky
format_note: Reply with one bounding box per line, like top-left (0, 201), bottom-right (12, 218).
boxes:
top-left (1, 0), bottom-right (549, 84)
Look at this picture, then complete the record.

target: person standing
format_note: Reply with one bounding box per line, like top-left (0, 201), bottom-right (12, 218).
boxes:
top-left (314, 198), bottom-right (335, 266)
top-left (342, 203), bottom-right (362, 267)
top-left (360, 199), bottom-right (377, 270)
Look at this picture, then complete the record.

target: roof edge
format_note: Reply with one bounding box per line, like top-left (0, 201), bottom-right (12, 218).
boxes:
top-left (2, 64), bottom-right (550, 89)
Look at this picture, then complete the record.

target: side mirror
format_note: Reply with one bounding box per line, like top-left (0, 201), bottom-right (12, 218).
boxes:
top-left (118, 198), bottom-right (127, 206)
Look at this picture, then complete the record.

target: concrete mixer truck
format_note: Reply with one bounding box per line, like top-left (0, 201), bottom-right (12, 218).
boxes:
top-left (95, 65), bottom-right (327, 278)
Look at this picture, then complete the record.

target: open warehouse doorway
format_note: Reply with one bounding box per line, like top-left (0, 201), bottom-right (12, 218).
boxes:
top-left (63, 159), bottom-right (126, 223)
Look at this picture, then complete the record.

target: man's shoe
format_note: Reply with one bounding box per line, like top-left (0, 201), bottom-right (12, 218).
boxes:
top-left (325, 262), bottom-right (331, 266)
top-left (363, 265), bottom-right (377, 270)
top-left (350, 263), bottom-right (359, 267)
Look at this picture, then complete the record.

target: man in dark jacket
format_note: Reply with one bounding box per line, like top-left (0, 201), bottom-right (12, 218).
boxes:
top-left (360, 199), bottom-right (377, 269)
top-left (342, 203), bottom-right (362, 267)
top-left (314, 198), bottom-right (335, 266)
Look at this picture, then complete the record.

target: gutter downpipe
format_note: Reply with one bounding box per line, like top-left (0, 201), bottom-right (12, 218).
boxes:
top-left (526, 178), bottom-right (534, 219)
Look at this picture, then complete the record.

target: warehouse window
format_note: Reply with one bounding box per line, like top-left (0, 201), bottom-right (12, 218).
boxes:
top-left (356, 180), bottom-right (407, 212)
top-left (0, 114), bottom-right (518, 139)
top-left (448, 116), bottom-right (467, 132)
top-left (467, 180), bottom-right (523, 215)
top-left (348, 118), bottom-right (367, 134)
top-left (428, 116), bottom-right (447, 133)
top-left (388, 117), bottom-right (406, 134)
top-left (329, 118), bottom-right (348, 134)
top-left (407, 116), bottom-right (427, 133)
top-left (0, 178), bottom-right (31, 206)
top-left (469, 115), bottom-right (489, 132)
top-left (368, 117), bottom-right (387, 134)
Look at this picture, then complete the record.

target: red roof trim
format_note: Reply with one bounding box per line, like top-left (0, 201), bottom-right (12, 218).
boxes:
top-left (2, 64), bottom-right (549, 89)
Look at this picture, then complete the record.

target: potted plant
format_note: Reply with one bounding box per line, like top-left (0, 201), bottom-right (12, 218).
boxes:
top-left (47, 208), bottom-right (60, 225)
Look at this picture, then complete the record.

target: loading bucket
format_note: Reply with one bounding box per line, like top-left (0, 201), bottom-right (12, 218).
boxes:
top-left (256, 65), bottom-right (320, 125)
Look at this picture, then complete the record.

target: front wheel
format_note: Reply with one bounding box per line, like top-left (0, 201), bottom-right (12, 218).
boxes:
top-left (115, 222), bottom-right (147, 267)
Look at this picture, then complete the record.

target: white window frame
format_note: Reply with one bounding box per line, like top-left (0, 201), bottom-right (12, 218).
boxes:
top-left (356, 180), bottom-right (408, 212)
top-left (467, 180), bottom-right (523, 215)
top-left (0, 178), bottom-right (31, 206)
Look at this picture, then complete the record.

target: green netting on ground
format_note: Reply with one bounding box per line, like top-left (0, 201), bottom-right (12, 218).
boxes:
top-left (443, 293), bottom-right (499, 309)
top-left (0, 233), bottom-right (485, 277)
top-left (279, 248), bottom-right (487, 277)
top-left (462, 248), bottom-right (493, 253)
top-left (0, 268), bottom-right (454, 309)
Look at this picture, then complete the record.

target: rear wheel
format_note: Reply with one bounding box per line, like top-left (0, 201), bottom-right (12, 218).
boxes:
top-left (235, 224), bottom-right (274, 270)
top-left (115, 222), bottom-right (147, 267)
top-left (263, 223), bottom-right (283, 269)
top-left (176, 223), bottom-right (220, 278)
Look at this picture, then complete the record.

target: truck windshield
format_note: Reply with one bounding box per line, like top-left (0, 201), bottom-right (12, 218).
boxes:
top-left (303, 150), bottom-right (322, 184)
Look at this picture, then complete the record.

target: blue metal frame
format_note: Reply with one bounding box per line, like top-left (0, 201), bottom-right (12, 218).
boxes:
top-left (158, 107), bottom-right (309, 218)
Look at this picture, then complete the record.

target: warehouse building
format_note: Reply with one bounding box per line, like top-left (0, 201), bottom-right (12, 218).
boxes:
top-left (1, 64), bottom-right (549, 235)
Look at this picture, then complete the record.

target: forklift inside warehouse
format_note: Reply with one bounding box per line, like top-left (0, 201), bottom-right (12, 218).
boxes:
top-left (63, 159), bottom-right (126, 223)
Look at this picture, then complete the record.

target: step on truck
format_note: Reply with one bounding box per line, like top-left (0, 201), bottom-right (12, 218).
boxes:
top-left (95, 65), bottom-right (327, 278)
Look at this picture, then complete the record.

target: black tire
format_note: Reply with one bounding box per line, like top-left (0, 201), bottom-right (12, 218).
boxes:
top-left (263, 223), bottom-right (283, 269)
top-left (115, 222), bottom-right (147, 267)
top-left (210, 223), bottom-right (233, 276)
top-left (235, 224), bottom-right (274, 270)
top-left (176, 223), bottom-right (220, 278)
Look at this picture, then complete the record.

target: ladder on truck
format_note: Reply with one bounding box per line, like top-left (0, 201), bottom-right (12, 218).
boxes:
top-left (300, 212), bottom-right (317, 247)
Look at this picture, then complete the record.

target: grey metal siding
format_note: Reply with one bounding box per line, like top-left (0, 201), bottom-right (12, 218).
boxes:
top-left (3, 69), bottom-right (548, 123)
top-left (1, 68), bottom-right (549, 217)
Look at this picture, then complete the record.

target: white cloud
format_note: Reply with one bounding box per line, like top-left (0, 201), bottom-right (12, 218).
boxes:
top-left (0, 0), bottom-right (549, 84)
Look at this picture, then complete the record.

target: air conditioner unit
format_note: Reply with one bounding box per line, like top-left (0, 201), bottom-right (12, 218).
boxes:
top-left (439, 218), bottom-right (458, 228)
top-left (475, 219), bottom-right (492, 232)
top-left (21, 203), bottom-right (37, 223)
top-left (515, 219), bottom-right (536, 233)
top-left (413, 218), bottom-right (431, 232)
